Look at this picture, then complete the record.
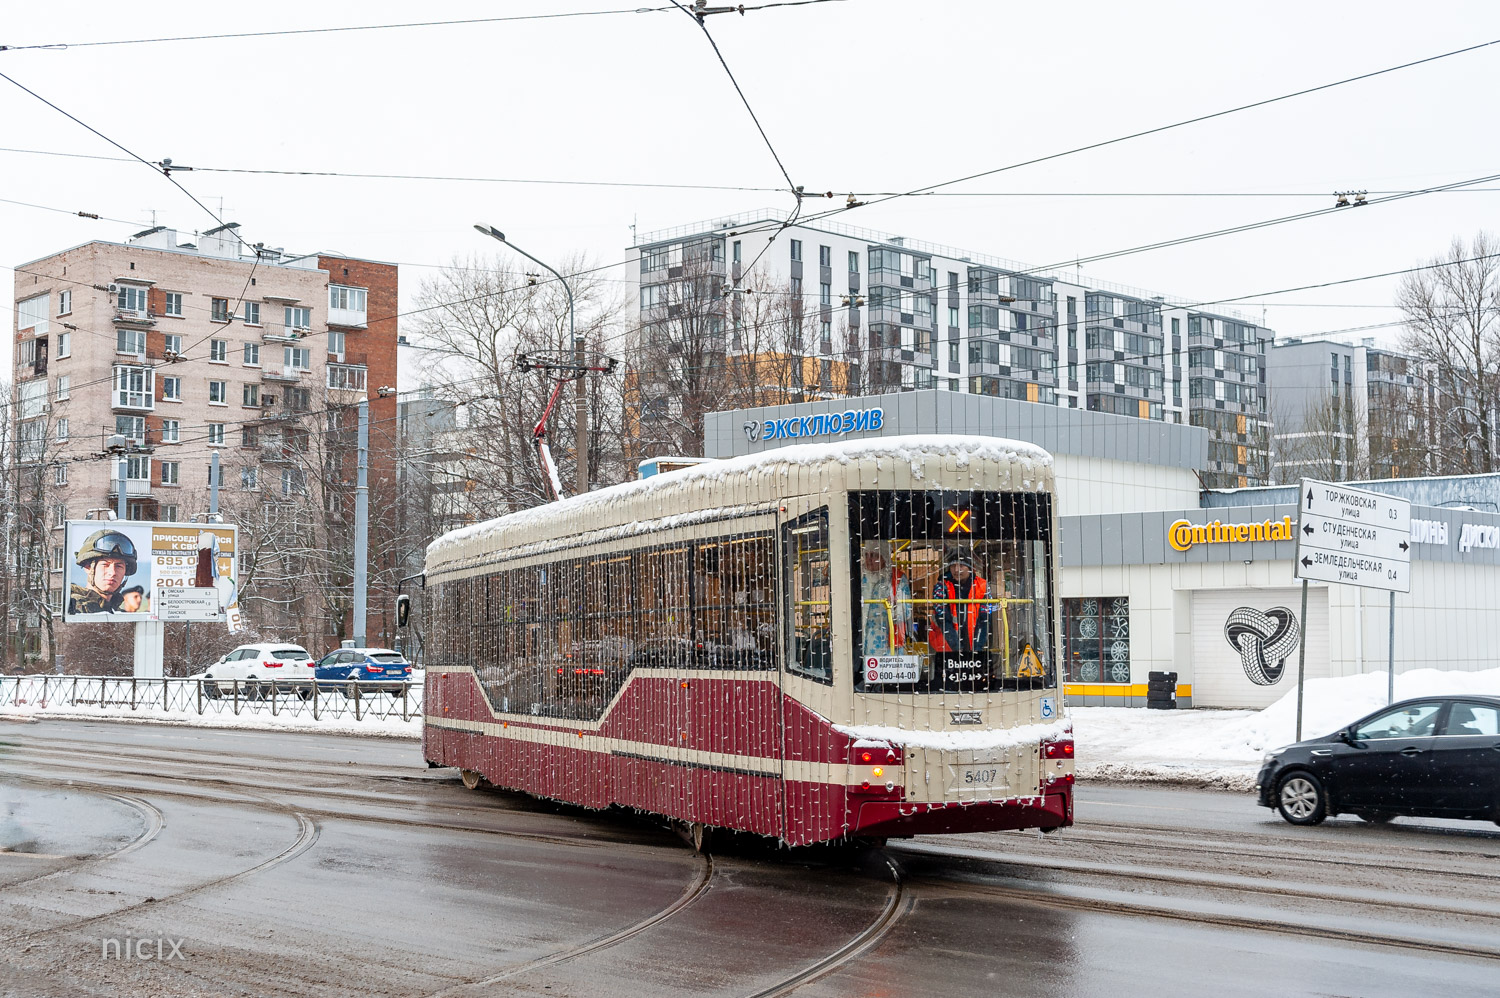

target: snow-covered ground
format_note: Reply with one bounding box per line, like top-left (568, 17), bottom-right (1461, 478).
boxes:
top-left (1076, 667), bottom-right (1500, 789)
top-left (6, 668), bottom-right (1498, 790)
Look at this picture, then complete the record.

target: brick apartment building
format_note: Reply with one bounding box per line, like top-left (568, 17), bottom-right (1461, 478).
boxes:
top-left (9, 224), bottom-right (399, 655)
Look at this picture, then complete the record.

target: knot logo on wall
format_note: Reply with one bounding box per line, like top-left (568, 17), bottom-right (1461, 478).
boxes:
top-left (1223, 606), bottom-right (1300, 686)
top-left (742, 420), bottom-right (761, 442)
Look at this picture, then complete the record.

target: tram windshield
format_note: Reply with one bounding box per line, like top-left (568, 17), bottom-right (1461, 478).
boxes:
top-left (850, 490), bottom-right (1054, 693)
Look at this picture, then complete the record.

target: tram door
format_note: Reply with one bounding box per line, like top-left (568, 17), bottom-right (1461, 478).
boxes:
top-left (778, 502), bottom-right (837, 842)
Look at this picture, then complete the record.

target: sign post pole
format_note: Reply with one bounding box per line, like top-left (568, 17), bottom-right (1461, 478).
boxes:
top-left (1293, 479), bottom-right (1412, 735)
top-left (1294, 578), bottom-right (1309, 742)
top-left (1388, 590), bottom-right (1396, 705)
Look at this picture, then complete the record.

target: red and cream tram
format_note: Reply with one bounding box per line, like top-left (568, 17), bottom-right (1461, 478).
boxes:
top-left (421, 435), bottom-right (1073, 846)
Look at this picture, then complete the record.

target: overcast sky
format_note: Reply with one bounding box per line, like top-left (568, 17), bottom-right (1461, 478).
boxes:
top-left (5, 0), bottom-right (1499, 368)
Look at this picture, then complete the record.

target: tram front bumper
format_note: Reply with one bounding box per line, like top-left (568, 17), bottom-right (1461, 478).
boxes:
top-left (850, 790), bottom-right (1072, 839)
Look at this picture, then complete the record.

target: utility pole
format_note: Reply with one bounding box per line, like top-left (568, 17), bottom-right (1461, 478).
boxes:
top-left (575, 334), bottom-right (588, 492)
top-left (353, 399), bottom-right (369, 647)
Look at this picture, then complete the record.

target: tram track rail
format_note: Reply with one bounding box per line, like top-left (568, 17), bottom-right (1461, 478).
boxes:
top-left (1, 780), bottom-right (320, 946)
top-left (743, 855), bottom-right (911, 998)
top-left (906, 872), bottom-right (1500, 963)
top-left (0, 790), bottom-right (164, 892)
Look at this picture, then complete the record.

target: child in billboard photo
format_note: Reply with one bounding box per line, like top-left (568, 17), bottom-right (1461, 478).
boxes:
top-left (67, 529), bottom-right (140, 615)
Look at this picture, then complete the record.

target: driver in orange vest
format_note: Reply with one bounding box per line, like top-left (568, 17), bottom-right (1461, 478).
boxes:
top-left (929, 553), bottom-right (991, 684)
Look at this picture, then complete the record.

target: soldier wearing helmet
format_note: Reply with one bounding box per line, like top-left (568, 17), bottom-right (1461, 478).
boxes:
top-left (68, 529), bottom-right (138, 615)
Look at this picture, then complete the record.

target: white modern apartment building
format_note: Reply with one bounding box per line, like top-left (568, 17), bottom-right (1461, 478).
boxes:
top-left (631, 209), bottom-right (1273, 488)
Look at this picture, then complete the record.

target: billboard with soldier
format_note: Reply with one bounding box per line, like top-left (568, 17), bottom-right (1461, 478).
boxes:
top-left (63, 521), bottom-right (240, 626)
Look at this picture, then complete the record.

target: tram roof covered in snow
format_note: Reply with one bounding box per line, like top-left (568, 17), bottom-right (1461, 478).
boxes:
top-left (425, 435), bottom-right (1053, 581)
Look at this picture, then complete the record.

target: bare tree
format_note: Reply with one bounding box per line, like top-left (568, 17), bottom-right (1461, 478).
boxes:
top-left (1398, 233), bottom-right (1500, 474)
top-left (407, 253), bottom-right (629, 514)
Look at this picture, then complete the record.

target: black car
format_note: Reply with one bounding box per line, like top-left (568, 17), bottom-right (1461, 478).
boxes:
top-left (1257, 696), bottom-right (1500, 826)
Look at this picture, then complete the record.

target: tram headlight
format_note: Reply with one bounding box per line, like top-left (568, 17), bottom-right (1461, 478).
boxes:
top-left (872, 767), bottom-right (883, 778)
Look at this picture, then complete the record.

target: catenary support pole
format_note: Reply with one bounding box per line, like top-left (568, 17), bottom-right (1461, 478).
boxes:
top-left (353, 399), bottom-right (369, 647)
top-left (575, 334), bottom-right (588, 493)
top-left (1294, 579), bottom-right (1309, 742)
top-left (1387, 590), bottom-right (1396, 705)
top-left (210, 449), bottom-right (220, 517)
top-left (117, 453), bottom-right (127, 520)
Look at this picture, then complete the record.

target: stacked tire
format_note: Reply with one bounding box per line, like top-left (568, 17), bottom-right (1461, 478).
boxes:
top-left (1146, 671), bottom-right (1176, 710)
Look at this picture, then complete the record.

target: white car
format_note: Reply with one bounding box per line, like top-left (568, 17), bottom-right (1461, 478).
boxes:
top-left (199, 643), bottom-right (316, 699)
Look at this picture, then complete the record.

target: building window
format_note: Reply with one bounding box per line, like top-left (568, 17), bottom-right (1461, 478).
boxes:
top-left (328, 330), bottom-right (345, 358)
top-left (56, 330), bottom-right (70, 358)
top-left (327, 364), bottom-right (367, 390)
top-left (209, 339), bottom-right (227, 362)
top-left (208, 423), bottom-right (225, 446)
top-left (206, 462), bottom-right (224, 487)
top-left (57, 290), bottom-right (71, 315)
top-left (211, 298), bottom-right (230, 322)
top-left (948, 306), bottom-right (959, 328)
top-left (55, 465), bottom-right (68, 486)
top-left (112, 365), bottom-right (154, 409)
top-left (818, 245), bottom-right (831, 267)
top-left (161, 333), bottom-right (180, 356)
top-left (285, 346), bottom-right (311, 371)
top-left (126, 455), bottom-right (150, 481)
top-left (56, 374), bottom-right (70, 400)
top-left (848, 251), bottom-right (859, 273)
top-left (56, 418), bottom-right (68, 441)
top-left (732, 240), bottom-right (742, 264)
top-left (285, 306), bottom-right (311, 331)
top-left (162, 376), bottom-right (181, 401)
top-left (208, 380), bottom-right (227, 404)
top-left (161, 461), bottom-right (180, 486)
top-left (330, 284), bottom-right (367, 311)
top-left (282, 468), bottom-right (306, 496)
top-left (948, 341), bottom-right (959, 365)
top-left (161, 419), bottom-right (179, 443)
top-left (1062, 597), bottom-right (1131, 683)
top-left (18, 294), bottom-right (49, 335)
top-left (819, 320), bottom-right (831, 347)
top-left (820, 282), bottom-right (831, 306)
top-left (243, 383), bottom-right (260, 407)
top-left (117, 328), bottom-right (146, 355)
top-left (243, 342), bottom-right (260, 366)
top-left (790, 239), bottom-right (802, 262)
top-left (116, 414), bottom-right (145, 442)
top-left (164, 292), bottom-right (183, 317)
top-left (116, 285), bottom-right (148, 314)
top-left (241, 466), bottom-right (259, 491)
top-left (53, 503), bottom-right (66, 526)
top-left (241, 425), bottom-right (259, 448)
top-left (160, 504), bottom-right (178, 523)
top-left (243, 302), bottom-right (261, 325)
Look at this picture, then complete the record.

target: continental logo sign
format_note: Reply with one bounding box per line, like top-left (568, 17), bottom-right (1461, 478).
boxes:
top-left (1169, 516), bottom-right (1294, 552)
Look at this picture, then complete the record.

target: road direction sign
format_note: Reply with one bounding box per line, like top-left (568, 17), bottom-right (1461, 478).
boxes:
top-left (154, 586), bottom-right (222, 622)
top-left (1295, 480), bottom-right (1411, 593)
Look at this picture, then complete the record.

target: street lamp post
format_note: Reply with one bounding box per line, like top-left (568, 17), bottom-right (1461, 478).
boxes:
top-left (473, 224), bottom-right (589, 493)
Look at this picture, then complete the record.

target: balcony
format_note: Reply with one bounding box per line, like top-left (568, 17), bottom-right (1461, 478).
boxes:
top-left (108, 478), bottom-right (152, 498)
top-left (262, 367), bottom-right (307, 383)
top-left (112, 309), bottom-right (156, 327)
top-left (263, 324), bottom-right (310, 343)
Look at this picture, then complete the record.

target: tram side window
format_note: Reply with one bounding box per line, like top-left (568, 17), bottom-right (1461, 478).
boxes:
top-left (635, 545), bottom-right (693, 666)
top-left (694, 534), bottom-right (777, 668)
top-left (849, 490), bottom-right (1054, 693)
top-left (784, 510), bottom-right (833, 684)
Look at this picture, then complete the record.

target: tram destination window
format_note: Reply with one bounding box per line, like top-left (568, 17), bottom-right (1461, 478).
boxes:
top-left (848, 490), bottom-right (1054, 693)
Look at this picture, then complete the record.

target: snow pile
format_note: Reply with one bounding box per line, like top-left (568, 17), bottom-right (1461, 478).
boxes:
top-left (1073, 666), bottom-right (1500, 789)
top-left (427, 434), bottom-right (1053, 566)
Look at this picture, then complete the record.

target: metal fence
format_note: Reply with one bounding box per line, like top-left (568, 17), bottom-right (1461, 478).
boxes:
top-left (0, 675), bottom-right (424, 724)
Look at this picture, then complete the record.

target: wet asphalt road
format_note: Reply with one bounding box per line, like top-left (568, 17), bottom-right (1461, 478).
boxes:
top-left (2, 719), bottom-right (1498, 997)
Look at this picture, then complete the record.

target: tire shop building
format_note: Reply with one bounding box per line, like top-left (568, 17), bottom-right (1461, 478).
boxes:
top-left (703, 389), bottom-right (1500, 708)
